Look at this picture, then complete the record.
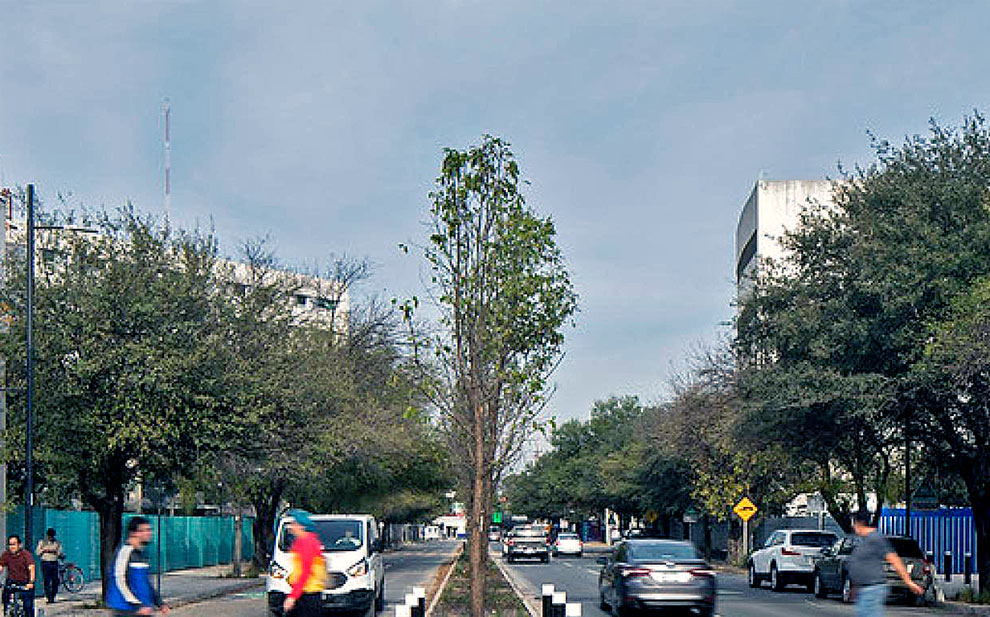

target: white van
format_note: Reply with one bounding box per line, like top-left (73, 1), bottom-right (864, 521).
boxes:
top-left (266, 513), bottom-right (386, 616)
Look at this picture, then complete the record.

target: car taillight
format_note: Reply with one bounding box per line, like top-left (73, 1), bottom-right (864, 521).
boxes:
top-left (506, 539), bottom-right (514, 546)
top-left (781, 548), bottom-right (801, 556)
top-left (690, 568), bottom-right (716, 578)
top-left (621, 567), bottom-right (651, 578)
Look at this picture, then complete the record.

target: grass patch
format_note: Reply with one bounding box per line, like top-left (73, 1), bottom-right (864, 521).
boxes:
top-left (955, 585), bottom-right (990, 604)
top-left (433, 552), bottom-right (527, 617)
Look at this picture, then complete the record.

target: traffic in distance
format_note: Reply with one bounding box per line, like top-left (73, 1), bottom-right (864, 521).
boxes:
top-left (490, 520), bottom-right (946, 617)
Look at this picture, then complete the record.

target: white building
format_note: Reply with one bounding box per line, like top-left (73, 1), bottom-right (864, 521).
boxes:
top-left (735, 179), bottom-right (835, 293)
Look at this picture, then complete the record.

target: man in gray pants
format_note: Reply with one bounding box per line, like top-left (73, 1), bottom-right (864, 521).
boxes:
top-left (847, 511), bottom-right (923, 616)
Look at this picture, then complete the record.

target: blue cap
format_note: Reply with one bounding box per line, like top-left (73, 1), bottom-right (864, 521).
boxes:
top-left (288, 509), bottom-right (317, 532)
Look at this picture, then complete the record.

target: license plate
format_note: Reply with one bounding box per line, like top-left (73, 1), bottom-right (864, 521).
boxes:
top-left (652, 572), bottom-right (690, 583)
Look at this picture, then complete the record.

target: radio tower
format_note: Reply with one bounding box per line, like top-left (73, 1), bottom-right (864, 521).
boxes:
top-left (162, 98), bottom-right (171, 220)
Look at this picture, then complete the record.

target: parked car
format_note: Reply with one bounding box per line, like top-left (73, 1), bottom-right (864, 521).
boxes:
top-left (266, 513), bottom-right (386, 616)
top-left (812, 535), bottom-right (935, 605)
top-left (748, 529), bottom-right (838, 591)
top-left (488, 526), bottom-right (502, 542)
top-left (553, 533), bottom-right (583, 557)
top-left (504, 526), bottom-right (551, 563)
top-left (598, 539), bottom-right (716, 617)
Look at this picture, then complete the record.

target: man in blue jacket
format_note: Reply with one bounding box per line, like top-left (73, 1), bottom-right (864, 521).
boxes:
top-left (107, 517), bottom-right (169, 616)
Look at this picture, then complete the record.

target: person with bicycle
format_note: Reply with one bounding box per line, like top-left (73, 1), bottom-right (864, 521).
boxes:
top-left (0, 535), bottom-right (35, 616)
top-left (35, 528), bottom-right (62, 604)
top-left (107, 517), bottom-right (169, 617)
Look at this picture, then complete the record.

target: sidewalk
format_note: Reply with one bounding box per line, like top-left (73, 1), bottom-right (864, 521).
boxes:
top-left (40, 564), bottom-right (263, 616)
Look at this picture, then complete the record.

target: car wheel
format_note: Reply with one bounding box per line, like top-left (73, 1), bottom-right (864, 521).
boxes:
top-left (542, 555), bottom-right (549, 563)
top-left (748, 563), bottom-right (760, 588)
top-left (841, 576), bottom-right (852, 604)
top-left (813, 571), bottom-right (827, 598)
top-left (770, 563), bottom-right (784, 592)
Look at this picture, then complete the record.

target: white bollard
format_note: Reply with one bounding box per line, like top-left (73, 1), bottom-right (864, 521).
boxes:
top-left (542, 584), bottom-right (555, 596)
top-left (405, 594), bottom-right (418, 606)
top-left (565, 603), bottom-right (582, 617)
top-left (552, 592), bottom-right (566, 604)
top-left (413, 587), bottom-right (426, 599)
top-left (395, 604), bottom-right (411, 617)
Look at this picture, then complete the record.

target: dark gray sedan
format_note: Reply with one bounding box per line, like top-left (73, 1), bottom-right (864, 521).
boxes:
top-left (598, 539), bottom-right (716, 617)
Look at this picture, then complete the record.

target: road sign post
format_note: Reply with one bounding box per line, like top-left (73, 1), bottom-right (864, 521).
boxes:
top-left (733, 497), bottom-right (758, 558)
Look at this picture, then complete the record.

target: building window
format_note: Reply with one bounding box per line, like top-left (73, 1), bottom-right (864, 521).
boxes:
top-left (315, 297), bottom-right (338, 310)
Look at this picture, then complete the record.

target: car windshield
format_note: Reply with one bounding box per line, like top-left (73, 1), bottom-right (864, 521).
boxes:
top-left (628, 542), bottom-right (699, 561)
top-left (888, 537), bottom-right (924, 558)
top-left (791, 533), bottom-right (837, 548)
top-left (279, 519), bottom-right (364, 552)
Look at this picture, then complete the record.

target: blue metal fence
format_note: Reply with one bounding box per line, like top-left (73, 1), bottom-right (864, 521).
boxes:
top-left (879, 507), bottom-right (977, 575)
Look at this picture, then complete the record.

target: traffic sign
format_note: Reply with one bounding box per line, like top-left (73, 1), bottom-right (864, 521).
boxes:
top-left (492, 510), bottom-right (503, 524)
top-left (733, 497), bottom-right (758, 522)
top-left (683, 507), bottom-right (699, 524)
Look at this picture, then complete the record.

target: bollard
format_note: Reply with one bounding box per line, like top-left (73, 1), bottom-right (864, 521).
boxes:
top-left (413, 586), bottom-right (426, 617)
top-left (551, 591), bottom-right (567, 617)
top-left (395, 604), bottom-right (411, 617)
top-left (405, 593), bottom-right (421, 617)
top-left (964, 553), bottom-right (972, 585)
top-left (541, 584), bottom-right (555, 617)
top-left (944, 551), bottom-right (952, 583)
top-left (565, 602), bottom-right (582, 617)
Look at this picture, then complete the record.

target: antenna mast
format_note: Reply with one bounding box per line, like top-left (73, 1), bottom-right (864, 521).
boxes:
top-left (163, 98), bottom-right (171, 220)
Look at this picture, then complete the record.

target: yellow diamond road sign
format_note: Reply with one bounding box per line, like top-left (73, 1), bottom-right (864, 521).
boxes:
top-left (733, 497), bottom-right (758, 522)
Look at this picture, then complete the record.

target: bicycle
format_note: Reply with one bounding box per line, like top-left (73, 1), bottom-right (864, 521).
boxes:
top-left (58, 558), bottom-right (85, 594)
top-left (4, 582), bottom-right (30, 617)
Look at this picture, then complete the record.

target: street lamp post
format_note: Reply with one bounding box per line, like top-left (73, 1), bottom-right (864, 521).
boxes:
top-left (25, 184), bottom-right (35, 552)
top-left (24, 185), bottom-right (97, 551)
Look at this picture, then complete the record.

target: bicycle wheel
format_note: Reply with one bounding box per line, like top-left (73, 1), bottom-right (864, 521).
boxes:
top-left (63, 565), bottom-right (86, 593)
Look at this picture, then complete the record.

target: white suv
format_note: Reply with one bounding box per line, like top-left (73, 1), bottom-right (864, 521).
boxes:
top-left (748, 529), bottom-right (837, 592)
top-left (266, 513), bottom-right (386, 616)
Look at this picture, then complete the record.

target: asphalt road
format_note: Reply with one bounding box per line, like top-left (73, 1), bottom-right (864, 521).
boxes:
top-left (164, 540), bottom-right (459, 617)
top-left (497, 548), bottom-right (949, 617)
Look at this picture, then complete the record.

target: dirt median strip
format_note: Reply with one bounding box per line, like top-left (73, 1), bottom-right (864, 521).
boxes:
top-left (425, 542), bottom-right (464, 617)
top-left (489, 552), bottom-right (538, 617)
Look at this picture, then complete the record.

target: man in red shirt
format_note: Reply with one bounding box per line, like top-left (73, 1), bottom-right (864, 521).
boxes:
top-left (0, 535), bottom-right (36, 616)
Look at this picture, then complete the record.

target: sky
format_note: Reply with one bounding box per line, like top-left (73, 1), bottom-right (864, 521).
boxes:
top-left (2, 1), bottom-right (990, 427)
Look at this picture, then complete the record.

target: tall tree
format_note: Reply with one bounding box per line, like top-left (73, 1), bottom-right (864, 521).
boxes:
top-left (414, 135), bottom-right (577, 617)
top-left (736, 114), bottom-right (990, 592)
top-left (3, 207), bottom-right (236, 597)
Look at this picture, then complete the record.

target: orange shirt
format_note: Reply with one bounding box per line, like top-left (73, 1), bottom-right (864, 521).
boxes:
top-left (288, 531), bottom-right (326, 599)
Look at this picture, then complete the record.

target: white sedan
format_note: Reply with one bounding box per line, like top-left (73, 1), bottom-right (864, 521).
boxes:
top-left (553, 533), bottom-right (583, 557)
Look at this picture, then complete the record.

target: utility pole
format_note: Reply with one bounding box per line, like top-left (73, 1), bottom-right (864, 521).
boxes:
top-left (0, 188), bottom-right (9, 546)
top-left (904, 408), bottom-right (912, 536)
top-left (25, 184), bottom-right (35, 551)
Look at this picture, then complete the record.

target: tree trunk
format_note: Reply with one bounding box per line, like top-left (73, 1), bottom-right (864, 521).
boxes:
top-left (98, 485), bottom-right (125, 603)
top-left (468, 400), bottom-right (487, 617)
top-left (964, 485), bottom-right (990, 594)
top-left (251, 479), bottom-right (285, 570)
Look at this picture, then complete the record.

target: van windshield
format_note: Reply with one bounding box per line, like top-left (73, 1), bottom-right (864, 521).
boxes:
top-left (279, 519), bottom-right (364, 552)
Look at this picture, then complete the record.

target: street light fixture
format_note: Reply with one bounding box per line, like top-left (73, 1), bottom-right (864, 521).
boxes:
top-left (24, 184), bottom-right (97, 551)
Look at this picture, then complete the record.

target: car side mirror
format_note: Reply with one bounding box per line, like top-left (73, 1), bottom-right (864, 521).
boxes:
top-left (596, 556), bottom-right (608, 565)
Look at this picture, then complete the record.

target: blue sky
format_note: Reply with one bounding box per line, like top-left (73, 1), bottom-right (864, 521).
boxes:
top-left (2, 1), bottom-right (989, 425)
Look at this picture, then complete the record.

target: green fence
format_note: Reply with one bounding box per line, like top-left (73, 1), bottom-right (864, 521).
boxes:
top-left (7, 507), bottom-right (254, 582)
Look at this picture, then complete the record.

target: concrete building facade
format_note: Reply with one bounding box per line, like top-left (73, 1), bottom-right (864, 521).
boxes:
top-left (735, 179), bottom-right (835, 292)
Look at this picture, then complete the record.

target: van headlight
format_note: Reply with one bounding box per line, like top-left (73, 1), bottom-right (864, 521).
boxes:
top-left (347, 558), bottom-right (369, 577)
top-left (268, 561), bottom-right (289, 580)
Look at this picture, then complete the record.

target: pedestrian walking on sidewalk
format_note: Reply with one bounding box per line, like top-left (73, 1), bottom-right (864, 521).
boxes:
top-left (847, 510), bottom-right (923, 617)
top-left (35, 528), bottom-right (63, 604)
top-left (282, 509), bottom-right (326, 617)
top-left (107, 517), bottom-right (170, 616)
top-left (0, 535), bottom-right (36, 616)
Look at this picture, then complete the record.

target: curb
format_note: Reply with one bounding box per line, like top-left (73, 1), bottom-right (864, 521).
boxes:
top-left (941, 601), bottom-right (990, 616)
top-left (425, 543), bottom-right (464, 617)
top-left (490, 551), bottom-right (538, 617)
top-left (167, 578), bottom-right (265, 609)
